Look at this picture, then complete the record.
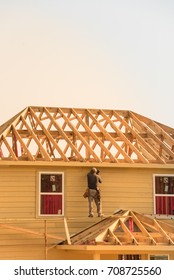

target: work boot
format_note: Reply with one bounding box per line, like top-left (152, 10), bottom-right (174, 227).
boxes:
top-left (88, 214), bottom-right (94, 217)
top-left (98, 213), bottom-right (104, 218)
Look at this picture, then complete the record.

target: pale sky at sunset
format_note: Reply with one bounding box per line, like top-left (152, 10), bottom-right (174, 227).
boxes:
top-left (1, 0), bottom-right (174, 127)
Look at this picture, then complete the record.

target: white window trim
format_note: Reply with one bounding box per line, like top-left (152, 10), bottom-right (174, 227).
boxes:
top-left (38, 171), bottom-right (64, 217)
top-left (153, 174), bottom-right (174, 215)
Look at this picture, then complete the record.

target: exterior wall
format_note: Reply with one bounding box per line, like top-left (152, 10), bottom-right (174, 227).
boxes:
top-left (0, 164), bottom-right (174, 259)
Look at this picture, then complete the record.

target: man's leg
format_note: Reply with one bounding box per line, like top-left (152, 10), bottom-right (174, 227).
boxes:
top-left (88, 189), bottom-right (94, 217)
top-left (94, 191), bottom-right (103, 217)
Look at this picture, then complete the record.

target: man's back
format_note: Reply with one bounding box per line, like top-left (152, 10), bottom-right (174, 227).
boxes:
top-left (87, 172), bottom-right (97, 189)
top-left (86, 168), bottom-right (103, 217)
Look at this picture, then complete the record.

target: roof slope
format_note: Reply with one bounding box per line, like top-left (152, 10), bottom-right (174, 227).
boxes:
top-left (60, 209), bottom-right (174, 246)
top-left (0, 106), bottom-right (174, 163)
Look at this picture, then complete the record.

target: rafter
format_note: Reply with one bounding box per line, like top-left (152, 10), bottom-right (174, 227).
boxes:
top-left (59, 209), bottom-right (174, 246)
top-left (29, 107), bottom-right (69, 162)
top-left (1, 135), bottom-right (18, 160)
top-left (130, 112), bottom-right (174, 162)
top-left (114, 111), bottom-right (166, 163)
top-left (72, 109), bottom-right (117, 162)
top-left (11, 125), bottom-right (34, 161)
top-left (86, 109), bottom-right (134, 163)
top-left (21, 116), bottom-right (52, 161)
top-left (44, 107), bottom-right (84, 161)
top-left (58, 108), bottom-right (101, 162)
top-left (101, 110), bottom-right (149, 163)
top-left (1, 106), bottom-right (174, 163)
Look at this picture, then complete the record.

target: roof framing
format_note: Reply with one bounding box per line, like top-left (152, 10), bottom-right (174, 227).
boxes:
top-left (1, 106), bottom-right (174, 164)
top-left (59, 209), bottom-right (174, 247)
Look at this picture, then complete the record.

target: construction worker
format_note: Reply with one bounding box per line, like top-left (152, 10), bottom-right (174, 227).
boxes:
top-left (87, 167), bottom-right (103, 217)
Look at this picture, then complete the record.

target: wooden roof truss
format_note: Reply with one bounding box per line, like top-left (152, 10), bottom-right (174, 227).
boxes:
top-left (61, 210), bottom-right (174, 246)
top-left (1, 106), bottom-right (174, 163)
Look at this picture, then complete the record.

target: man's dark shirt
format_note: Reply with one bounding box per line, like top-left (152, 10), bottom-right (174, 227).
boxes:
top-left (87, 172), bottom-right (98, 189)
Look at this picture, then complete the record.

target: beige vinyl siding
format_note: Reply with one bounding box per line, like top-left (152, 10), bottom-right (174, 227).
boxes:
top-left (0, 168), bottom-right (36, 219)
top-left (65, 167), bottom-right (166, 217)
top-left (0, 167), bottom-right (65, 259)
top-left (1, 165), bottom-right (174, 259)
top-left (0, 245), bottom-right (46, 260)
top-left (101, 168), bottom-right (154, 215)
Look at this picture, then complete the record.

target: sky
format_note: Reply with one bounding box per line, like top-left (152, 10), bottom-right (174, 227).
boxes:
top-left (0, 0), bottom-right (174, 127)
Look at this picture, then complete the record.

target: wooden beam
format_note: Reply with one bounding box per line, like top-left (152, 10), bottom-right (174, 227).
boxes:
top-left (21, 116), bottom-right (52, 161)
top-left (119, 220), bottom-right (139, 245)
top-left (114, 111), bottom-right (165, 163)
top-left (86, 109), bottom-right (134, 163)
top-left (57, 244), bottom-right (174, 253)
top-left (130, 112), bottom-right (168, 163)
top-left (95, 220), bottom-right (120, 244)
top-left (0, 223), bottom-right (64, 240)
top-left (58, 108), bottom-right (101, 162)
top-left (133, 113), bottom-right (174, 158)
top-left (44, 107), bottom-right (85, 161)
top-left (70, 216), bottom-right (116, 244)
top-left (1, 135), bottom-right (18, 160)
top-left (29, 107), bottom-right (69, 162)
top-left (12, 125), bottom-right (34, 161)
top-left (0, 107), bottom-right (28, 137)
top-left (101, 110), bottom-right (149, 163)
top-left (72, 109), bottom-right (117, 162)
top-left (134, 111), bottom-right (174, 146)
top-left (154, 220), bottom-right (174, 245)
top-left (158, 220), bottom-right (174, 234)
top-left (130, 211), bottom-right (156, 245)
top-left (64, 218), bottom-right (71, 245)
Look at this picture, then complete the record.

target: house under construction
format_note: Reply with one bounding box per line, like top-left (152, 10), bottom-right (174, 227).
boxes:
top-left (0, 106), bottom-right (174, 260)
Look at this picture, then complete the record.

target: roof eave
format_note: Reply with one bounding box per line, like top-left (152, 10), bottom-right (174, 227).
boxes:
top-left (1, 160), bottom-right (174, 169)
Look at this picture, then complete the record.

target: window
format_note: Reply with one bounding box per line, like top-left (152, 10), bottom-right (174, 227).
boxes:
top-left (118, 255), bottom-right (141, 260)
top-left (154, 175), bottom-right (174, 215)
top-left (149, 255), bottom-right (168, 260)
top-left (39, 172), bottom-right (64, 216)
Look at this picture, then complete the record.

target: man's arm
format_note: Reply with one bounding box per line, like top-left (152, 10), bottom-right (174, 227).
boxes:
top-left (97, 175), bottom-right (102, 184)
